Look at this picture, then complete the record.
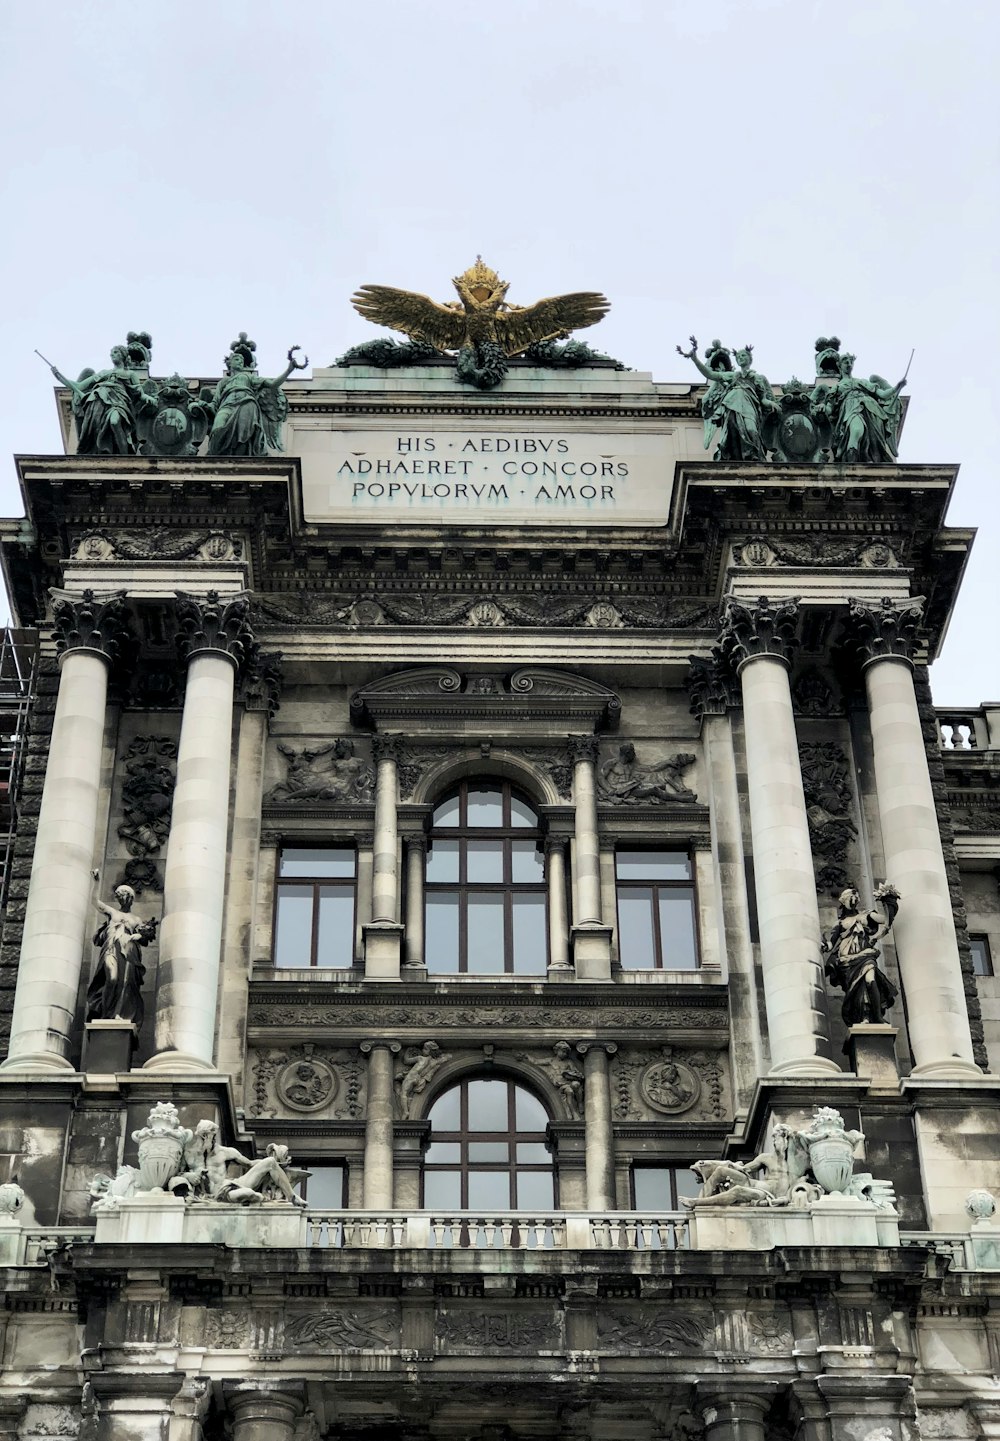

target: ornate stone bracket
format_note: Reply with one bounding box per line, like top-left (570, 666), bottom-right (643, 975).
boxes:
top-left (175, 589), bottom-right (253, 668)
top-left (51, 587), bottom-right (129, 661)
top-left (719, 595), bottom-right (800, 670)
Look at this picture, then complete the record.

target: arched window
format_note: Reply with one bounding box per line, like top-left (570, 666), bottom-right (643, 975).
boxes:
top-left (425, 780), bottom-right (547, 974)
top-left (423, 1077), bottom-right (554, 1210)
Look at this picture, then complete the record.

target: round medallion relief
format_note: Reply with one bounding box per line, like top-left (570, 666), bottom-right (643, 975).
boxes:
top-left (276, 1058), bottom-right (338, 1112)
top-left (639, 1056), bottom-right (700, 1115)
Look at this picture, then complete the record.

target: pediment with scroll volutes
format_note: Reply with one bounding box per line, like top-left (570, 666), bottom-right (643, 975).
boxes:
top-left (350, 666), bottom-right (621, 737)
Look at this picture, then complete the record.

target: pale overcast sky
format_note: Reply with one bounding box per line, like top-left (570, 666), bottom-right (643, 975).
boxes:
top-left (0, 0), bottom-right (996, 702)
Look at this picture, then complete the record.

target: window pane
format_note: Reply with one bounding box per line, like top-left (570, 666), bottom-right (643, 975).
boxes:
top-left (510, 840), bottom-right (543, 881)
top-left (428, 1088), bottom-right (461, 1131)
top-left (513, 1168), bottom-right (554, 1210)
top-left (466, 893), bottom-right (505, 972)
top-left (616, 850), bottom-right (690, 880)
top-left (316, 885), bottom-right (354, 967)
top-left (423, 1169), bottom-right (462, 1209)
top-left (466, 1080), bottom-right (510, 1131)
top-left (433, 795), bottom-right (460, 827)
top-left (633, 1167), bottom-right (673, 1210)
top-left (674, 1167), bottom-right (701, 1205)
top-left (510, 796), bottom-right (537, 828)
top-left (514, 1088), bottom-right (548, 1131)
top-left (468, 1170), bottom-right (511, 1209)
top-left (274, 887), bottom-right (313, 966)
top-left (426, 838), bottom-right (460, 882)
top-left (426, 893), bottom-right (460, 973)
top-left (303, 1164), bottom-right (346, 1208)
top-left (659, 890), bottom-right (698, 969)
top-left (468, 1142), bottom-right (509, 1162)
top-left (617, 889), bottom-right (657, 968)
top-left (512, 892), bottom-right (547, 974)
top-left (466, 786), bottom-right (504, 827)
top-left (971, 936), bottom-right (994, 976)
top-left (279, 847), bottom-right (355, 878)
top-left (466, 839), bottom-right (504, 883)
top-left (516, 1143), bottom-right (550, 1164)
top-left (425, 1143), bottom-right (461, 1164)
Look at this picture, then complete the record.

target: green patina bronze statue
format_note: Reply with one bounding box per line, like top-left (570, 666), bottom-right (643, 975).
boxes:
top-left (207, 333), bottom-right (308, 457)
top-left (42, 339), bottom-right (155, 455)
top-left (676, 337), bottom-right (778, 462)
top-left (136, 374), bottom-right (215, 458)
top-left (825, 352), bottom-right (907, 464)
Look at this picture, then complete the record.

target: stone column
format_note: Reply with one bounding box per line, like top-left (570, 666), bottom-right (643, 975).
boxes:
top-left (545, 836), bottom-right (572, 975)
top-left (404, 836), bottom-right (426, 971)
top-left (577, 1041), bottom-right (617, 1210)
top-left (364, 736), bottom-right (404, 979)
top-left (569, 736), bottom-right (613, 980)
top-left (89, 1372), bottom-right (183, 1441)
top-left (720, 598), bottom-right (838, 1077)
top-left (223, 1383), bottom-right (304, 1441)
top-left (147, 591), bottom-right (250, 1073)
top-left (361, 1039), bottom-right (400, 1208)
top-left (849, 597), bottom-right (979, 1077)
top-left (697, 1386), bottom-right (775, 1441)
top-left (3, 589), bottom-right (127, 1072)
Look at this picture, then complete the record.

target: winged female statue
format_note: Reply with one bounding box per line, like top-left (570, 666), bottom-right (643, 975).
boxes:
top-left (351, 258), bottom-right (610, 390)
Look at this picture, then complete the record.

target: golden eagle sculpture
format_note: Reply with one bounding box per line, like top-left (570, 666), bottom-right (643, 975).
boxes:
top-left (350, 258), bottom-right (611, 390)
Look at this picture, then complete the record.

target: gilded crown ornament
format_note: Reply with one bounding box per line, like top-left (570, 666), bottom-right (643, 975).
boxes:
top-left (349, 259), bottom-right (611, 390)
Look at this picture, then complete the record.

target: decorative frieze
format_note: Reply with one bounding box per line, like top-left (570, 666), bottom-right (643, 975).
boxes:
top-left (732, 536), bottom-right (898, 569)
top-left (612, 1046), bottom-right (726, 1121)
top-left (284, 1307), bottom-right (399, 1349)
top-left (265, 738), bottom-right (375, 805)
top-left (596, 742), bottom-right (696, 804)
top-left (437, 1307), bottom-right (559, 1350)
top-left (247, 998), bottom-right (729, 1035)
top-left (72, 529), bottom-right (242, 563)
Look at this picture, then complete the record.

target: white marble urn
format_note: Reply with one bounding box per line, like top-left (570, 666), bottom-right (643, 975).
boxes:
top-left (807, 1135), bottom-right (855, 1194)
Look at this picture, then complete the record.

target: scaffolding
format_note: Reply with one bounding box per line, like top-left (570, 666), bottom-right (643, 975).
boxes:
top-left (0, 628), bottom-right (39, 914)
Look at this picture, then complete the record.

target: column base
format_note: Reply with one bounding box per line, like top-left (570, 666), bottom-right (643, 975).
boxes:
top-left (909, 1058), bottom-right (991, 1081)
top-left (142, 1050), bottom-right (219, 1074)
top-left (363, 921), bottom-right (404, 980)
top-left (0, 1049), bottom-right (74, 1074)
top-left (768, 1055), bottom-right (843, 1078)
top-left (846, 1024), bottom-right (899, 1084)
top-left (570, 924), bottom-right (613, 981)
top-left (547, 962), bottom-right (575, 983)
top-left (83, 1020), bottom-right (138, 1075)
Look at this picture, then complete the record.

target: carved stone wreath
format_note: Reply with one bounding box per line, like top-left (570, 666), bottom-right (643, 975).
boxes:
top-left (275, 1057), bottom-right (339, 1112)
top-left (638, 1056), bottom-right (700, 1115)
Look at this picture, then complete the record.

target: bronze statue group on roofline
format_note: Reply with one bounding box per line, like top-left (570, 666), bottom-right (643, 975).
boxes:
top-left (38, 264), bottom-right (909, 459)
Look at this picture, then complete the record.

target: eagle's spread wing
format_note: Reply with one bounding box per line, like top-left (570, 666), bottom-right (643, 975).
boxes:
top-left (497, 291), bottom-right (610, 356)
top-left (351, 285), bottom-right (466, 352)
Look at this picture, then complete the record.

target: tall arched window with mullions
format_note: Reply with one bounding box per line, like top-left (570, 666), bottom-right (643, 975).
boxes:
top-left (423, 1077), bottom-right (555, 1210)
top-left (424, 780), bottom-right (547, 974)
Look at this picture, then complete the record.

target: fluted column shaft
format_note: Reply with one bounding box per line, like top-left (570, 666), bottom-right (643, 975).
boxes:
top-left (578, 1042), bottom-right (617, 1209)
top-left (4, 589), bottom-right (126, 1072)
top-left (859, 625), bottom-right (977, 1075)
top-left (722, 598), bottom-right (837, 1076)
top-left (362, 1039), bottom-right (399, 1208)
top-left (149, 591), bottom-right (250, 1072)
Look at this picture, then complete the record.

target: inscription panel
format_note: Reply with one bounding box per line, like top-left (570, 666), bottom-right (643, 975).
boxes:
top-left (295, 420), bottom-right (695, 526)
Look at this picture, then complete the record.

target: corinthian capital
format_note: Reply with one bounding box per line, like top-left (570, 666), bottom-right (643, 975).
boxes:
top-left (719, 595), bottom-right (800, 670)
top-left (175, 590), bottom-right (253, 665)
top-left (372, 734), bottom-right (405, 765)
top-left (51, 587), bottom-right (129, 662)
top-left (845, 596), bottom-right (925, 666)
top-left (686, 649), bottom-right (737, 718)
top-left (568, 735), bottom-right (601, 764)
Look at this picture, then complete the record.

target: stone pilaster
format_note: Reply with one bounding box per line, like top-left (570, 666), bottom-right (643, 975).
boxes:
top-left (3, 589), bottom-right (128, 1071)
top-left (719, 597), bottom-right (838, 1077)
top-left (577, 1041), bottom-right (617, 1209)
top-left (361, 1038), bottom-right (400, 1209)
top-left (848, 596), bottom-right (980, 1077)
top-left (364, 735), bottom-right (404, 979)
top-left (223, 1382), bottom-right (304, 1441)
top-left (545, 836), bottom-right (572, 975)
top-left (569, 735), bottom-right (612, 981)
top-left (147, 591), bottom-right (250, 1073)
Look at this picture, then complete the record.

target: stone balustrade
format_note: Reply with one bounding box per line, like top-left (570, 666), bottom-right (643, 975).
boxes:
top-left (936, 704), bottom-right (1000, 751)
top-left (304, 1209), bottom-right (690, 1250)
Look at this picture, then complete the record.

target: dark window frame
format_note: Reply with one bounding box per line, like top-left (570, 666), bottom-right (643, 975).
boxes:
top-left (422, 1076), bottom-right (555, 1210)
top-left (614, 847), bottom-right (700, 971)
top-left (272, 844), bottom-right (358, 969)
top-left (296, 1159), bottom-right (348, 1208)
top-left (425, 780), bottom-right (548, 975)
top-left (630, 1162), bottom-right (700, 1210)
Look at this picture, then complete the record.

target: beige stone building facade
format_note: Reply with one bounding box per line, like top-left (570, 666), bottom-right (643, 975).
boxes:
top-left (0, 353), bottom-right (998, 1441)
